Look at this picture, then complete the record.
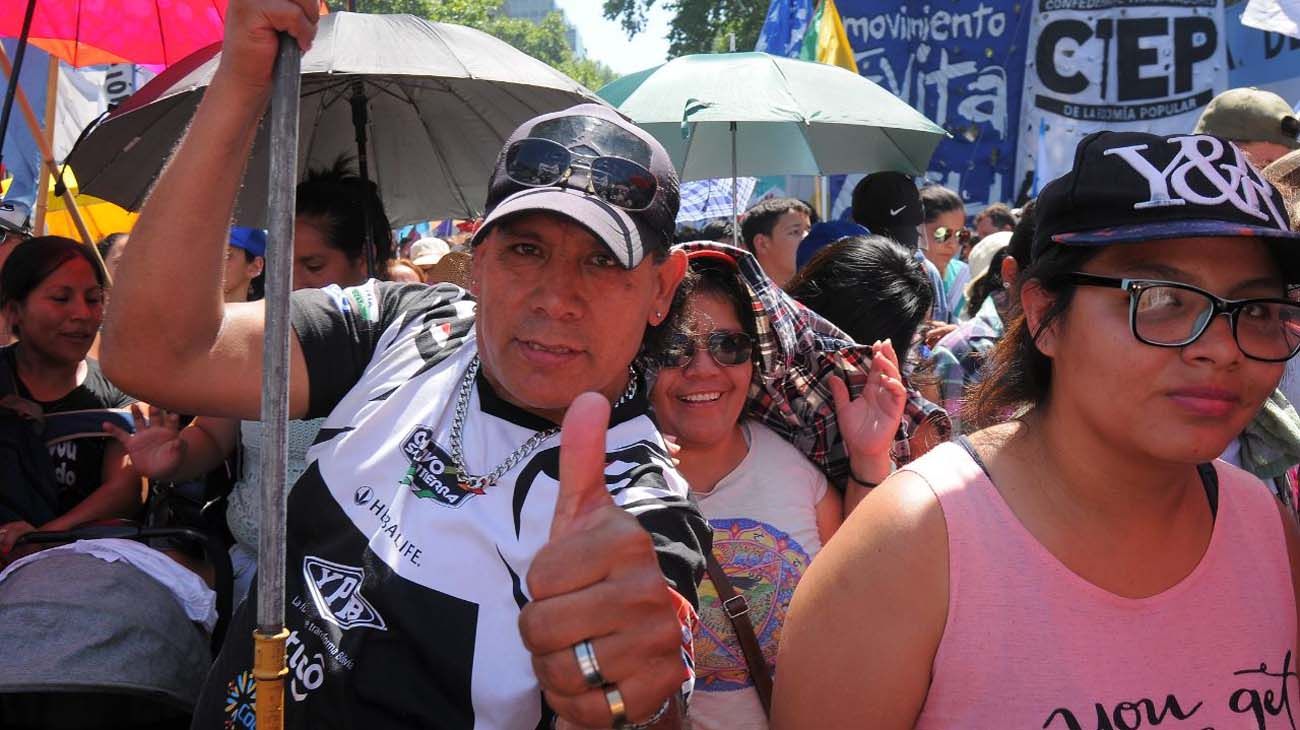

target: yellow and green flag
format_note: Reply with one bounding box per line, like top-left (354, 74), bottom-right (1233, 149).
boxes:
top-left (799, 0), bottom-right (858, 73)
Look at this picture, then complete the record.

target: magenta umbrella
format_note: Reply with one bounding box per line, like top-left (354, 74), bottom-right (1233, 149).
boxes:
top-left (0, 0), bottom-right (228, 67)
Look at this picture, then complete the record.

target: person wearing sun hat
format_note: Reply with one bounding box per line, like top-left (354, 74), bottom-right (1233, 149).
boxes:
top-left (1195, 87), bottom-right (1300, 170)
top-left (101, 0), bottom-right (709, 722)
top-left (775, 131), bottom-right (1300, 728)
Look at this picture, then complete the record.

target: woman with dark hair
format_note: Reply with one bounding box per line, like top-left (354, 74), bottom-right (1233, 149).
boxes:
top-left (787, 235), bottom-right (948, 468)
top-left (293, 157), bottom-right (394, 287)
top-left (775, 132), bottom-right (1300, 728)
top-left (0, 237), bottom-right (141, 559)
top-left (649, 247), bottom-right (904, 730)
top-left (787, 235), bottom-right (933, 358)
top-left (919, 184), bottom-right (971, 320)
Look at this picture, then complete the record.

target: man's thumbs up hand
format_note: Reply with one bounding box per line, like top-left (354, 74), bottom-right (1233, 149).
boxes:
top-left (520, 392), bottom-right (688, 729)
top-left (550, 392), bottom-right (617, 540)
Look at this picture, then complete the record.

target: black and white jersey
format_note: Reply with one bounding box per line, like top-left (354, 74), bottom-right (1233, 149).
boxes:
top-left (194, 281), bottom-right (709, 730)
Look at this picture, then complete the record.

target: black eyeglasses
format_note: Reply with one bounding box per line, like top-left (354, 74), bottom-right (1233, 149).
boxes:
top-left (1070, 272), bottom-right (1300, 362)
top-left (657, 331), bottom-right (755, 369)
top-left (933, 226), bottom-right (971, 245)
top-left (505, 137), bottom-right (658, 211)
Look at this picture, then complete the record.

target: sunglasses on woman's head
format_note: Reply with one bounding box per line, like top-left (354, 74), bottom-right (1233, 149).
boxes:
top-left (658, 331), bottom-right (755, 369)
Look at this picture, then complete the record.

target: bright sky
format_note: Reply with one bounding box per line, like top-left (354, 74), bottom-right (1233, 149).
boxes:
top-left (555, 0), bottom-right (671, 77)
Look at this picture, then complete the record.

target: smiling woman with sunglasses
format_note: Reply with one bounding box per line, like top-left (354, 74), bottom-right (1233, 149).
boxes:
top-left (774, 132), bottom-right (1300, 730)
top-left (648, 249), bottom-right (904, 730)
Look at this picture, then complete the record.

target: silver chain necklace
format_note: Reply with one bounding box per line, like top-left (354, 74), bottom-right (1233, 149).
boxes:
top-left (447, 356), bottom-right (637, 493)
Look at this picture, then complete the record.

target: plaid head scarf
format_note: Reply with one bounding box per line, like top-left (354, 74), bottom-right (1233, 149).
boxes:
top-left (661, 241), bottom-right (951, 488)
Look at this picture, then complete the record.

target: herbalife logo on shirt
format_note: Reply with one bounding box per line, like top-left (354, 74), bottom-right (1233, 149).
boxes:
top-left (303, 556), bottom-right (387, 632)
top-left (399, 425), bottom-right (478, 508)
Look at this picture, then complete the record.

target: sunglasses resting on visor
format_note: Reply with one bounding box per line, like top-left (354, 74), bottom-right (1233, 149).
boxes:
top-left (505, 115), bottom-right (659, 211)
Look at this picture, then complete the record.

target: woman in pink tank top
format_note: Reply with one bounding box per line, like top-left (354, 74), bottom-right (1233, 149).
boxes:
top-left (773, 132), bottom-right (1300, 730)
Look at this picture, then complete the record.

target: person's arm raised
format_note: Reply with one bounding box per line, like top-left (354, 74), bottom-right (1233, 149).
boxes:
top-left (99, 0), bottom-right (319, 420)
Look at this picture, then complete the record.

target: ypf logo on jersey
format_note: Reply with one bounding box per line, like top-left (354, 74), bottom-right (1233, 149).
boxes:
top-left (1103, 134), bottom-right (1288, 229)
top-left (303, 556), bottom-right (387, 631)
top-left (400, 425), bottom-right (477, 508)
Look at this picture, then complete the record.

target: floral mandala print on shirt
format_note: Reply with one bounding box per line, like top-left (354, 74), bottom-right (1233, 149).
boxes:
top-left (224, 670), bottom-right (256, 729)
top-left (696, 518), bottom-right (812, 691)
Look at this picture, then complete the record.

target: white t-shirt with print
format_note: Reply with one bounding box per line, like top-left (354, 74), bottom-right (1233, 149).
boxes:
top-left (688, 420), bottom-right (829, 730)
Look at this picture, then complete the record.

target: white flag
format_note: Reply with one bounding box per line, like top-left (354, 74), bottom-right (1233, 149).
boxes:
top-left (1243, 0), bottom-right (1300, 40)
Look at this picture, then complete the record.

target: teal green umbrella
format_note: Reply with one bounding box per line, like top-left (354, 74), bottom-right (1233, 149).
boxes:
top-left (598, 52), bottom-right (947, 182)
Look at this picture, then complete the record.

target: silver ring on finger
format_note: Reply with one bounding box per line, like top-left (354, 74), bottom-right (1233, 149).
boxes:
top-left (604, 684), bottom-right (628, 728)
top-left (573, 639), bottom-right (605, 688)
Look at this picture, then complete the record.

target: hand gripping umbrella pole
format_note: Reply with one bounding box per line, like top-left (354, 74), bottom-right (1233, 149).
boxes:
top-left (255, 33), bottom-right (301, 730)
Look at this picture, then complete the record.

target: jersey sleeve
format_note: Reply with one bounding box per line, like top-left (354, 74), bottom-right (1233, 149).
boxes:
top-left (291, 281), bottom-right (474, 419)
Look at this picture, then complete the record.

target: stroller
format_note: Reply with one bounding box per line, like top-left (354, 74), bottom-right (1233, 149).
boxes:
top-left (0, 525), bottom-right (233, 730)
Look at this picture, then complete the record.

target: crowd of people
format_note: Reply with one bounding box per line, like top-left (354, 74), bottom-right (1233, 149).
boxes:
top-left (3, 0), bottom-right (1300, 728)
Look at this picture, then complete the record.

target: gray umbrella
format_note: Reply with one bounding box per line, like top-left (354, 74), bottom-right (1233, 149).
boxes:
top-left (66, 11), bottom-right (603, 227)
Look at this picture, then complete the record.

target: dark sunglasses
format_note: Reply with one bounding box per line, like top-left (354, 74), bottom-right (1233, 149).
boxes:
top-left (933, 226), bottom-right (972, 245)
top-left (658, 331), bottom-right (755, 369)
top-left (505, 137), bottom-right (658, 211)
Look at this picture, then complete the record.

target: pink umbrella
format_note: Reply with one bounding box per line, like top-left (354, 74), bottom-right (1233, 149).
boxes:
top-left (0, 0), bottom-right (228, 67)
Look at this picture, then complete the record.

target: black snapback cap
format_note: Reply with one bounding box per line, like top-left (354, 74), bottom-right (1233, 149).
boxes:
top-left (1034, 131), bottom-right (1300, 264)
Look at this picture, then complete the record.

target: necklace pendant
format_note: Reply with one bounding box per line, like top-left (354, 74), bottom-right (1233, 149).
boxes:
top-left (459, 478), bottom-right (487, 496)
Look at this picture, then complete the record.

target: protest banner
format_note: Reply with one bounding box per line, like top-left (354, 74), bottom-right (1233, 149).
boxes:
top-left (832, 1), bottom-right (1032, 216)
top-left (1015, 0), bottom-right (1228, 192)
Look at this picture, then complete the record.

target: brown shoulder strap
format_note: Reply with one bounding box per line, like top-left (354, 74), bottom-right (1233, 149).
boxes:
top-left (704, 549), bottom-right (773, 715)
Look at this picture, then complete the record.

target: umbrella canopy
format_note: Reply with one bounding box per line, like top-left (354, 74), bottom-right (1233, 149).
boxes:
top-left (0, 0), bottom-right (229, 67)
top-left (598, 52), bottom-right (947, 181)
top-left (2, 169), bottom-right (138, 241)
top-left (66, 11), bottom-right (604, 226)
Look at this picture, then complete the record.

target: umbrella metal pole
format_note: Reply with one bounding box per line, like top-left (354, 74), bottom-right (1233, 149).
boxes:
top-left (350, 82), bottom-right (378, 279)
top-left (730, 121), bottom-right (739, 248)
top-left (0, 0), bottom-right (36, 166)
top-left (0, 46), bottom-right (104, 262)
top-left (255, 33), bottom-right (301, 730)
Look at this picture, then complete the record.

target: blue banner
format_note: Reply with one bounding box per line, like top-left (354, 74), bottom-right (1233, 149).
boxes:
top-left (1226, 0), bottom-right (1300, 107)
top-left (826, 1), bottom-right (1032, 216)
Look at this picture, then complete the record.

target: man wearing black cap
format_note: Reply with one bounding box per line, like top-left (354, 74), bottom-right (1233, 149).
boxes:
top-left (851, 172), bottom-right (950, 324)
top-left (100, 1), bottom-right (707, 728)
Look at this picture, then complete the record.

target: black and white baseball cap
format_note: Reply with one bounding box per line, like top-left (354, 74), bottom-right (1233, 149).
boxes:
top-left (472, 103), bottom-right (679, 269)
top-left (1034, 131), bottom-right (1300, 263)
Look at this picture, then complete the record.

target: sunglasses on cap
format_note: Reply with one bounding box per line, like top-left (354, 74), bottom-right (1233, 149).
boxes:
top-left (658, 331), bottom-right (756, 369)
top-left (504, 116), bottom-right (658, 211)
top-left (933, 226), bottom-right (972, 245)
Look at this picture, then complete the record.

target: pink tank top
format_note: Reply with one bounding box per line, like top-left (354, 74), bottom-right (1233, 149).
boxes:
top-left (909, 442), bottom-right (1297, 730)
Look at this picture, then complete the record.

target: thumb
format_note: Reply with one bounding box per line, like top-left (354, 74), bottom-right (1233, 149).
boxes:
top-left (828, 374), bottom-right (852, 417)
top-left (552, 391), bottom-right (614, 539)
top-left (103, 421), bottom-right (129, 445)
